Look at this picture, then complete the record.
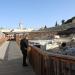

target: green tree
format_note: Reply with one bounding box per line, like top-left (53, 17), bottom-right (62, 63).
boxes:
top-left (61, 19), bottom-right (65, 25)
top-left (44, 25), bottom-right (47, 29)
top-left (55, 21), bottom-right (58, 27)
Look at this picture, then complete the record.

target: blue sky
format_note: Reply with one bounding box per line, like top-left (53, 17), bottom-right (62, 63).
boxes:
top-left (0, 0), bottom-right (75, 29)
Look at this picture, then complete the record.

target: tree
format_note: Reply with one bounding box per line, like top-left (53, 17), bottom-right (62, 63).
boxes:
top-left (61, 19), bottom-right (65, 25)
top-left (44, 25), bottom-right (47, 29)
top-left (55, 21), bottom-right (58, 27)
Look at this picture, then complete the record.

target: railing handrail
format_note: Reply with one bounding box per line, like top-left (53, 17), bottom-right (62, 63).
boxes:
top-left (29, 45), bottom-right (75, 75)
top-left (30, 45), bottom-right (75, 63)
top-left (15, 35), bottom-right (75, 75)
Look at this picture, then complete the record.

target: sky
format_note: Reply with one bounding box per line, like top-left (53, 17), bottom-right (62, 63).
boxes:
top-left (0, 0), bottom-right (75, 29)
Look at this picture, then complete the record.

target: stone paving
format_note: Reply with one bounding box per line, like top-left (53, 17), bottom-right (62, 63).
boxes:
top-left (0, 41), bottom-right (35, 75)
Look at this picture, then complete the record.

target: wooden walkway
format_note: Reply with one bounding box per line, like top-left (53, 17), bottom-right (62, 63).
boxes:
top-left (0, 41), bottom-right (35, 75)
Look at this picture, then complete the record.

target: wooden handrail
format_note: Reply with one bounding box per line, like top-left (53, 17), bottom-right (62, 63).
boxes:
top-left (15, 35), bottom-right (75, 75)
top-left (29, 45), bottom-right (75, 75)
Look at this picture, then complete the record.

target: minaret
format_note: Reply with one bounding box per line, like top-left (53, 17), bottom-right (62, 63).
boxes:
top-left (19, 20), bottom-right (23, 29)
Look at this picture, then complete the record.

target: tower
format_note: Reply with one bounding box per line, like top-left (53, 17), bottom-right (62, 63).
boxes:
top-left (19, 20), bottom-right (23, 29)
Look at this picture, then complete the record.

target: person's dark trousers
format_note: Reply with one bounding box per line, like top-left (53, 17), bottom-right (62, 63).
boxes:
top-left (21, 50), bottom-right (28, 66)
top-left (23, 54), bottom-right (27, 66)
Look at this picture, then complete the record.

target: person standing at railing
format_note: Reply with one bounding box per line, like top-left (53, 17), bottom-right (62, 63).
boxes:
top-left (20, 35), bottom-right (29, 67)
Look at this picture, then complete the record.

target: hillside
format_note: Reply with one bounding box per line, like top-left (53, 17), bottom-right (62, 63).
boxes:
top-left (39, 16), bottom-right (75, 32)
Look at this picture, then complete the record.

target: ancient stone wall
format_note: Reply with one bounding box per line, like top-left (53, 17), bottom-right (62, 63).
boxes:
top-left (15, 31), bottom-right (58, 40)
top-left (28, 31), bottom-right (58, 40)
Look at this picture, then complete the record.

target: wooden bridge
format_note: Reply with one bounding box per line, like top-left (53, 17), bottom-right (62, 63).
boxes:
top-left (0, 34), bottom-right (75, 75)
top-left (16, 34), bottom-right (75, 75)
top-left (0, 41), bottom-right (35, 75)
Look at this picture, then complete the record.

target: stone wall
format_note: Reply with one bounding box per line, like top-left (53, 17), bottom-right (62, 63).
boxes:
top-left (28, 31), bottom-right (58, 40)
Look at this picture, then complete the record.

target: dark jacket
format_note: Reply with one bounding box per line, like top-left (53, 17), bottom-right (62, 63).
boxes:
top-left (20, 38), bottom-right (28, 51)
